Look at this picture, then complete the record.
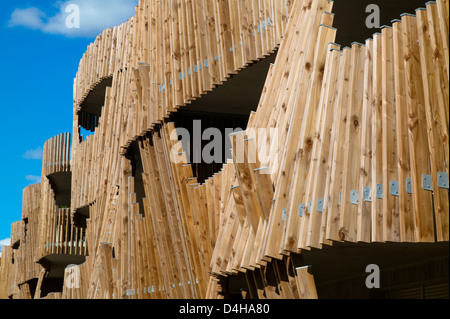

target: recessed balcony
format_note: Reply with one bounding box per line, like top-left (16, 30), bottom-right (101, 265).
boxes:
top-left (77, 76), bottom-right (113, 134)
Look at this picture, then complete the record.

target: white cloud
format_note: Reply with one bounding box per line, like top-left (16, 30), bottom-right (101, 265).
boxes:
top-left (23, 147), bottom-right (43, 160)
top-left (0, 238), bottom-right (11, 252)
top-left (25, 175), bottom-right (42, 184)
top-left (9, 0), bottom-right (138, 37)
top-left (9, 7), bottom-right (46, 30)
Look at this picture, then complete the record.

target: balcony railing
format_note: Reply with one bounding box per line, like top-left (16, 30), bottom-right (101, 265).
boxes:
top-left (42, 133), bottom-right (71, 177)
top-left (39, 208), bottom-right (87, 259)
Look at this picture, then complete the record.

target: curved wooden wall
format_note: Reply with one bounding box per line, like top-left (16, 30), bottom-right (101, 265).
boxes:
top-left (72, 0), bottom-right (293, 150)
top-left (0, 184), bottom-right (43, 299)
top-left (73, 23), bottom-right (131, 110)
top-left (71, 0), bottom-right (293, 212)
top-left (19, 184), bottom-right (44, 285)
top-left (126, 0), bottom-right (293, 147)
top-left (208, 0), bottom-right (449, 294)
top-left (67, 0), bottom-right (295, 299)
top-left (66, 0), bottom-right (450, 299)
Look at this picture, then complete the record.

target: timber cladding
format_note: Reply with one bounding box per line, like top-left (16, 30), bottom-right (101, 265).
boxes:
top-left (0, 0), bottom-right (448, 300)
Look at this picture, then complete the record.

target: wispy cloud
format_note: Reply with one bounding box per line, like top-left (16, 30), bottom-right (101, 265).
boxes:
top-left (23, 147), bottom-right (43, 160)
top-left (8, 0), bottom-right (138, 38)
top-left (25, 175), bottom-right (42, 184)
top-left (9, 7), bottom-right (46, 30)
top-left (0, 238), bottom-right (11, 252)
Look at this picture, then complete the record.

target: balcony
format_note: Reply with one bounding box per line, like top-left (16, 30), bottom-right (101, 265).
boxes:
top-left (77, 76), bottom-right (113, 133)
top-left (34, 173), bottom-right (86, 297)
top-left (39, 208), bottom-right (87, 260)
top-left (42, 133), bottom-right (72, 207)
top-left (38, 206), bottom-right (87, 296)
top-left (38, 175), bottom-right (86, 263)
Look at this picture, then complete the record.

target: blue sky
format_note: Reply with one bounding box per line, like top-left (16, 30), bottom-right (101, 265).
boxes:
top-left (0, 0), bottom-right (138, 249)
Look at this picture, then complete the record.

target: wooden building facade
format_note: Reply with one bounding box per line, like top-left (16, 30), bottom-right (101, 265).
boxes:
top-left (0, 0), bottom-right (448, 299)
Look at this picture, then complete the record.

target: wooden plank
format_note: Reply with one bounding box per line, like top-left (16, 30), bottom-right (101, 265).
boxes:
top-left (356, 38), bottom-right (373, 243)
top-left (325, 47), bottom-right (352, 242)
top-left (392, 19), bottom-right (415, 242)
top-left (436, 0), bottom-right (449, 81)
top-left (337, 42), bottom-right (365, 243)
top-left (371, 32), bottom-right (384, 243)
top-left (295, 266), bottom-right (318, 299)
top-left (417, 8), bottom-right (449, 242)
top-left (381, 25), bottom-right (400, 243)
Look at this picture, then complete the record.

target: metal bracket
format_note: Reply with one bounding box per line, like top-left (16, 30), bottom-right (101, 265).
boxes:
top-left (350, 190), bottom-right (359, 205)
top-left (307, 201), bottom-right (312, 214)
top-left (317, 198), bottom-right (324, 213)
top-left (438, 172), bottom-right (449, 189)
top-left (282, 209), bottom-right (287, 222)
top-left (390, 180), bottom-right (399, 197)
top-left (422, 174), bottom-right (433, 191)
top-left (339, 192), bottom-right (342, 205)
top-left (377, 184), bottom-right (383, 199)
top-left (363, 187), bottom-right (372, 202)
top-left (406, 178), bottom-right (412, 194)
top-left (299, 204), bottom-right (305, 217)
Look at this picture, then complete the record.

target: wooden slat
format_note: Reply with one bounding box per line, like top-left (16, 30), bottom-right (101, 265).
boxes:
top-left (356, 38), bottom-right (374, 244)
top-left (295, 266), bottom-right (318, 299)
top-left (392, 19), bottom-right (414, 242)
top-left (417, 7), bottom-right (449, 242)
